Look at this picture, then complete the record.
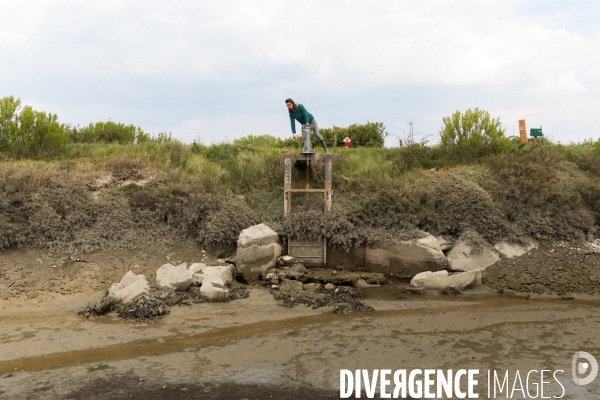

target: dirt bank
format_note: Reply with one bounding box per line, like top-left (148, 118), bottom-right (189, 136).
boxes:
top-left (483, 241), bottom-right (600, 296)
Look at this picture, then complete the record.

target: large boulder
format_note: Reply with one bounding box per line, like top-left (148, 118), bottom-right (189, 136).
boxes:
top-left (447, 241), bottom-right (499, 272)
top-left (235, 224), bottom-right (282, 282)
top-left (190, 264), bottom-right (234, 284)
top-left (188, 262), bottom-right (208, 285)
top-left (200, 279), bottom-right (230, 302)
top-left (410, 270), bottom-right (482, 291)
top-left (108, 271), bottom-right (150, 303)
top-left (365, 234), bottom-right (447, 279)
top-left (493, 239), bottom-right (538, 259)
top-left (198, 265), bottom-right (234, 302)
top-left (156, 263), bottom-right (195, 291)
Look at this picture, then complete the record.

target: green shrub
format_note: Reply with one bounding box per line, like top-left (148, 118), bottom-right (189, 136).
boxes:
top-left (317, 122), bottom-right (388, 148)
top-left (440, 108), bottom-right (512, 160)
top-left (70, 121), bottom-right (150, 144)
top-left (0, 96), bottom-right (68, 157)
top-left (233, 134), bottom-right (297, 149)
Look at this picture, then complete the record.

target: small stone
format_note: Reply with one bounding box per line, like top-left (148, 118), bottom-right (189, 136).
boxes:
top-left (277, 255), bottom-right (297, 267)
top-left (355, 279), bottom-right (370, 288)
top-left (324, 283), bottom-right (336, 291)
top-left (303, 283), bottom-right (321, 292)
top-left (287, 264), bottom-right (308, 280)
top-left (279, 278), bottom-right (304, 293)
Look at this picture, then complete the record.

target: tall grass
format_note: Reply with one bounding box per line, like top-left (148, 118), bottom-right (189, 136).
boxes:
top-left (3, 136), bottom-right (600, 252)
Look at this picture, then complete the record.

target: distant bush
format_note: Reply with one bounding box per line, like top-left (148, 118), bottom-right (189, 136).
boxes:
top-left (440, 108), bottom-right (512, 159)
top-left (317, 122), bottom-right (388, 148)
top-left (233, 134), bottom-right (297, 149)
top-left (70, 121), bottom-right (150, 144)
top-left (0, 96), bottom-right (68, 157)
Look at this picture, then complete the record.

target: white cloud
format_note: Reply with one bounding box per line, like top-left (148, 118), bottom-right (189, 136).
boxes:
top-left (1, 0), bottom-right (599, 143)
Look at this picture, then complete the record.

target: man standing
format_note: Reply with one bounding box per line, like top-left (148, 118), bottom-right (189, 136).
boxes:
top-left (285, 98), bottom-right (329, 153)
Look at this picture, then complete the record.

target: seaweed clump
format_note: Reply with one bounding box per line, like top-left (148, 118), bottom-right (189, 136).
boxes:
top-left (78, 287), bottom-right (190, 322)
top-left (274, 286), bottom-right (374, 314)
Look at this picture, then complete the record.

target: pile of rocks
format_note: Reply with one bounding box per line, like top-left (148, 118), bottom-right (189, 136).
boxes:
top-left (409, 237), bottom-right (539, 293)
top-left (80, 258), bottom-right (243, 322)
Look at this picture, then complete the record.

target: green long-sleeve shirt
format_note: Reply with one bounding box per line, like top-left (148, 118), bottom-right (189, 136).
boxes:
top-left (288, 104), bottom-right (314, 133)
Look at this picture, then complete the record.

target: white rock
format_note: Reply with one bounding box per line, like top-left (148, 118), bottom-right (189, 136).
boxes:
top-left (202, 265), bottom-right (234, 285)
top-left (119, 270), bottom-right (141, 287)
top-left (236, 224), bottom-right (282, 282)
top-left (436, 236), bottom-right (452, 252)
top-left (188, 263), bottom-right (208, 285)
top-left (200, 280), bottom-right (230, 301)
top-left (156, 263), bottom-right (195, 291)
top-left (277, 255), bottom-right (297, 266)
top-left (494, 239), bottom-right (538, 259)
top-left (447, 241), bottom-right (499, 272)
top-left (195, 264), bottom-right (235, 302)
top-left (188, 264), bottom-right (234, 286)
top-left (410, 270), bottom-right (482, 291)
top-left (108, 271), bottom-right (150, 303)
top-left (237, 223), bottom-right (279, 248)
top-left (189, 263), bottom-right (207, 273)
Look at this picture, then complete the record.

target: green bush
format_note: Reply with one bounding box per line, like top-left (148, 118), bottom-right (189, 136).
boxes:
top-left (70, 121), bottom-right (150, 144)
top-left (440, 108), bottom-right (512, 160)
top-left (316, 122), bottom-right (388, 148)
top-left (0, 96), bottom-right (68, 157)
top-left (233, 134), bottom-right (297, 149)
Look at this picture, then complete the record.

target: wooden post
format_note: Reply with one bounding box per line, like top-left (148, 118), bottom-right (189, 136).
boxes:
top-left (518, 119), bottom-right (528, 144)
top-left (323, 236), bottom-right (327, 268)
top-left (305, 156), bottom-right (310, 211)
top-left (324, 155), bottom-right (332, 213)
top-left (284, 157), bottom-right (291, 217)
top-left (333, 125), bottom-right (336, 148)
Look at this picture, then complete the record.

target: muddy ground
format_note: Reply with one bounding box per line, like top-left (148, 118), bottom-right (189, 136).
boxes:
top-left (483, 241), bottom-right (600, 296)
top-left (1, 243), bottom-right (600, 399)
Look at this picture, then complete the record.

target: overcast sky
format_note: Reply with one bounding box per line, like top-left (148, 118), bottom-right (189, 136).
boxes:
top-left (2, 0), bottom-right (599, 146)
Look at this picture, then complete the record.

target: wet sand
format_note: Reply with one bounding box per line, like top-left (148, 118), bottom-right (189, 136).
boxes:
top-left (2, 246), bottom-right (600, 398)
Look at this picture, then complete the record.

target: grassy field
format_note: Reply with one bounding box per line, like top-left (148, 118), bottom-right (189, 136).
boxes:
top-left (1, 137), bottom-right (600, 253)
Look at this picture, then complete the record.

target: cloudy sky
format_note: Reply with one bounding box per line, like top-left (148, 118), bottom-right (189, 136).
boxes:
top-left (2, 0), bottom-right (599, 146)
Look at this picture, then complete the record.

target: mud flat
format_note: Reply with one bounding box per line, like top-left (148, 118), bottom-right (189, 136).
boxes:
top-left (1, 244), bottom-right (600, 399)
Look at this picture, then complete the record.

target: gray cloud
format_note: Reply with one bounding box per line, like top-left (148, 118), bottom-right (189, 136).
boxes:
top-left (1, 0), bottom-right (599, 145)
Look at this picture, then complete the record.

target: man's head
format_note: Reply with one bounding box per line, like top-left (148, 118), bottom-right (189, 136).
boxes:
top-left (285, 98), bottom-right (297, 111)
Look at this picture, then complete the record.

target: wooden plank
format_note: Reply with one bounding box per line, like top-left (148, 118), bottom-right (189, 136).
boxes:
top-left (289, 246), bottom-right (323, 258)
top-left (289, 238), bottom-right (323, 246)
top-left (285, 189), bottom-right (329, 193)
top-left (288, 236), bottom-right (325, 267)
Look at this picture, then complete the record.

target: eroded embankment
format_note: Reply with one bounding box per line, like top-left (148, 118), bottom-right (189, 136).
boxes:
top-left (483, 242), bottom-right (600, 295)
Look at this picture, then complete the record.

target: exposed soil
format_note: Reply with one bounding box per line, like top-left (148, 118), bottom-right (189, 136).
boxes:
top-left (483, 241), bottom-right (600, 296)
top-left (0, 242), bottom-right (218, 303)
top-left (2, 242), bottom-right (600, 399)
